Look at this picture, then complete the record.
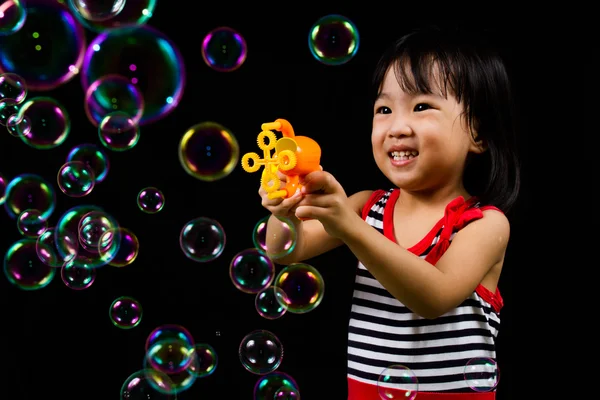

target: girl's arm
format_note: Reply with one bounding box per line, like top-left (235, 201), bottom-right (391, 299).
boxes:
top-left (270, 190), bottom-right (373, 265)
top-left (340, 209), bottom-right (510, 319)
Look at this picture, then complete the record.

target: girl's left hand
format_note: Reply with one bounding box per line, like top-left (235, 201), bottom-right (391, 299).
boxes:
top-left (294, 170), bottom-right (355, 239)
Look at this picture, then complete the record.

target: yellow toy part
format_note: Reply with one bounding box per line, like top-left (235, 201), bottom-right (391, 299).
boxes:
top-left (241, 118), bottom-right (321, 200)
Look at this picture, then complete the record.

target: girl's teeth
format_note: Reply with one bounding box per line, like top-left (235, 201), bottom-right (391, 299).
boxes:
top-left (392, 155), bottom-right (415, 161)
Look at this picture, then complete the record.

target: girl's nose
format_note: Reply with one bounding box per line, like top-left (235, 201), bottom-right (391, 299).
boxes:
top-left (387, 117), bottom-right (413, 137)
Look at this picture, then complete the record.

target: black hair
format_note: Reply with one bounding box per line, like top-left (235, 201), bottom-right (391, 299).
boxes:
top-left (371, 24), bottom-right (521, 217)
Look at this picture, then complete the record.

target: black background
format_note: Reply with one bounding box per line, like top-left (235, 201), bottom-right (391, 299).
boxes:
top-left (0, 2), bottom-right (554, 399)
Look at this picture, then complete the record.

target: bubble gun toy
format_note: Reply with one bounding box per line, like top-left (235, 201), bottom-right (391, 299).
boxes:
top-left (241, 118), bottom-right (321, 200)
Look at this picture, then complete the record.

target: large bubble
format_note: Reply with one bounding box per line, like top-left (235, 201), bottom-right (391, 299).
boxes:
top-left (0, 0), bottom-right (86, 91)
top-left (81, 24), bottom-right (185, 126)
top-left (68, 0), bottom-right (156, 32)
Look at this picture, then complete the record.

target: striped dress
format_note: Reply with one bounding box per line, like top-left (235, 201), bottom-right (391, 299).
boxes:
top-left (347, 189), bottom-right (504, 399)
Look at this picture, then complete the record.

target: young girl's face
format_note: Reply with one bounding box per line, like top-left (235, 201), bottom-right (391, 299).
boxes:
top-left (371, 62), bottom-right (484, 193)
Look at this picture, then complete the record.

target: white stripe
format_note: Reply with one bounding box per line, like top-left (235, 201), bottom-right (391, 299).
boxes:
top-left (348, 330), bottom-right (496, 350)
top-left (349, 317), bottom-right (493, 336)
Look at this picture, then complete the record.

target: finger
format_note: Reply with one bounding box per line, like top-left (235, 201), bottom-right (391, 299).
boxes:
top-left (276, 170), bottom-right (288, 182)
top-left (298, 193), bottom-right (332, 208)
top-left (301, 171), bottom-right (329, 194)
top-left (295, 205), bottom-right (321, 220)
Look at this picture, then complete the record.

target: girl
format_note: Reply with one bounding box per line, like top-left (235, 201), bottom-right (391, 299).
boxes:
top-left (259, 25), bottom-right (521, 399)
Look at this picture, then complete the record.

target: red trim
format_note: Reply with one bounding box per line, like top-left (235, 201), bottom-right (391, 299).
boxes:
top-left (361, 190), bottom-right (387, 220)
top-left (379, 189), bottom-right (504, 312)
top-left (348, 377), bottom-right (496, 399)
top-left (475, 285), bottom-right (504, 312)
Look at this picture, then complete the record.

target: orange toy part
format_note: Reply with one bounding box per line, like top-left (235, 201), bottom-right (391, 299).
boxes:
top-left (242, 118), bottom-right (321, 200)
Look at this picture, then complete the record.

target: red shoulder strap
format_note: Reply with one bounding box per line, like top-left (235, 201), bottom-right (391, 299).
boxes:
top-left (361, 190), bottom-right (387, 220)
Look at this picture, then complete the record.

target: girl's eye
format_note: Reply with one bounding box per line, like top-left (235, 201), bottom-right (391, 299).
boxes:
top-left (414, 103), bottom-right (432, 112)
top-left (375, 106), bottom-right (391, 114)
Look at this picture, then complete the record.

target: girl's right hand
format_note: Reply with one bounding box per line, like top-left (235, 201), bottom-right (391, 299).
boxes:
top-left (258, 170), bottom-right (304, 220)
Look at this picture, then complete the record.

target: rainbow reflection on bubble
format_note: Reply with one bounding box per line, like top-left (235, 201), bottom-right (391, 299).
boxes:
top-left (120, 369), bottom-right (176, 400)
top-left (0, 0), bottom-right (27, 36)
top-left (201, 26), bottom-right (247, 72)
top-left (229, 248), bottom-right (275, 294)
top-left (274, 263), bottom-right (325, 314)
top-left (254, 371), bottom-right (300, 400)
top-left (110, 296), bottom-right (143, 329)
top-left (68, 0), bottom-right (156, 32)
top-left (377, 364), bottom-right (419, 400)
top-left (3, 173), bottom-right (55, 220)
top-left (17, 96), bottom-right (71, 150)
top-left (178, 121), bottom-right (239, 182)
top-left (308, 14), bottom-right (359, 66)
top-left (81, 24), bottom-right (185, 126)
top-left (0, 0), bottom-right (86, 91)
top-left (66, 143), bottom-right (110, 184)
top-left (179, 217), bottom-right (226, 263)
top-left (4, 238), bottom-right (56, 290)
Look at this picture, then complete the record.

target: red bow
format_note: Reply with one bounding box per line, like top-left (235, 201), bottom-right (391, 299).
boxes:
top-left (424, 196), bottom-right (483, 265)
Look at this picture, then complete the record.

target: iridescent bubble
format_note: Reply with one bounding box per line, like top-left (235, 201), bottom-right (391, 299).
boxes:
top-left (0, 98), bottom-right (19, 126)
top-left (137, 186), bottom-right (164, 213)
top-left (146, 338), bottom-right (195, 375)
top-left (81, 24), bottom-right (184, 125)
top-left (61, 259), bottom-right (96, 290)
top-left (0, 72), bottom-right (27, 103)
top-left (464, 357), bottom-right (500, 392)
top-left (179, 217), bottom-right (225, 262)
top-left (189, 343), bottom-right (218, 378)
top-left (229, 248), bottom-right (275, 294)
top-left (308, 14), bottom-right (359, 66)
top-left (4, 238), bottom-right (55, 290)
top-left (6, 112), bottom-right (31, 136)
top-left (16, 96), bottom-right (70, 150)
top-left (57, 161), bottom-right (95, 197)
top-left (68, 0), bottom-right (126, 22)
top-left (274, 263), bottom-right (324, 314)
top-left (3, 173), bottom-right (55, 219)
top-left (274, 387), bottom-right (301, 399)
top-left (255, 286), bottom-right (289, 320)
top-left (178, 122), bottom-right (239, 182)
top-left (201, 27), bottom-right (247, 72)
top-left (98, 111), bottom-right (140, 151)
top-left (142, 355), bottom-right (197, 395)
top-left (78, 210), bottom-right (119, 252)
top-left (0, 0), bottom-right (26, 36)
top-left (239, 329), bottom-right (283, 375)
top-left (36, 226), bottom-right (77, 267)
top-left (55, 205), bottom-right (114, 269)
top-left (0, 0), bottom-right (86, 91)
top-left (146, 324), bottom-right (195, 352)
top-left (16, 208), bottom-right (47, 237)
top-left (98, 227), bottom-right (139, 267)
top-left (110, 296), bottom-right (143, 329)
top-left (84, 74), bottom-right (144, 127)
top-left (0, 172), bottom-right (7, 205)
top-left (120, 369), bottom-right (176, 400)
top-left (377, 365), bottom-right (418, 400)
top-left (66, 143), bottom-right (110, 183)
top-left (70, 0), bottom-right (156, 33)
top-left (253, 215), bottom-right (297, 260)
top-left (254, 371), bottom-right (299, 400)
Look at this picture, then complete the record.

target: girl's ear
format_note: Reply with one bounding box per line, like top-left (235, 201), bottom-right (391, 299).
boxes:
top-left (469, 130), bottom-right (488, 154)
